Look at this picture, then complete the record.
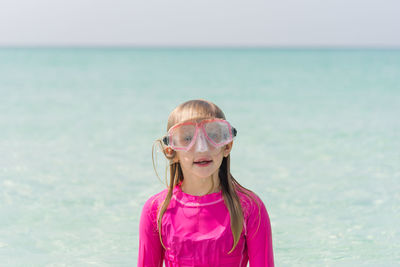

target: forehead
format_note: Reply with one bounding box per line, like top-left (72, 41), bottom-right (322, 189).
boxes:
top-left (181, 116), bottom-right (215, 124)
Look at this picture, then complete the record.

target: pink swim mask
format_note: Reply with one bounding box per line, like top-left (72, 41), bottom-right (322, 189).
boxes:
top-left (162, 118), bottom-right (237, 151)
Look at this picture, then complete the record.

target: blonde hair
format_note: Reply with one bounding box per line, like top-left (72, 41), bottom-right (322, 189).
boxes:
top-left (152, 99), bottom-right (260, 254)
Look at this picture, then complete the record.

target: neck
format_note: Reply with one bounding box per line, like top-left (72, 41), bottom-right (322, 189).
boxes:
top-left (180, 172), bottom-right (221, 196)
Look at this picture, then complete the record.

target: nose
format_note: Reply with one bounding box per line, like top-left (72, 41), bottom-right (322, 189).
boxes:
top-left (194, 131), bottom-right (209, 152)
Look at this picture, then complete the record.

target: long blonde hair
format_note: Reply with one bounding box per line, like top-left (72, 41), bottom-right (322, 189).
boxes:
top-left (152, 99), bottom-right (260, 254)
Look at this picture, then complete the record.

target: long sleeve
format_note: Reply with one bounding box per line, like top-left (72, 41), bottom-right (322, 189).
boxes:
top-left (246, 195), bottom-right (274, 267)
top-left (138, 196), bottom-right (164, 267)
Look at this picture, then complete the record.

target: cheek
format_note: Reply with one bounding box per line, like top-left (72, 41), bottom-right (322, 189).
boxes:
top-left (213, 149), bottom-right (225, 163)
top-left (176, 152), bottom-right (192, 164)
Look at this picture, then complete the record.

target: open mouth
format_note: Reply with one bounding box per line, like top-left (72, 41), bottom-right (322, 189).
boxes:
top-left (193, 159), bottom-right (213, 166)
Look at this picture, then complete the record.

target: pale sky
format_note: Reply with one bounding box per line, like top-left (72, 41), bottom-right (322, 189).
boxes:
top-left (0, 0), bottom-right (399, 47)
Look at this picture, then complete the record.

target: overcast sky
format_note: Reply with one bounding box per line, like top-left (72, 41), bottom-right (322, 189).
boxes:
top-left (0, 0), bottom-right (399, 47)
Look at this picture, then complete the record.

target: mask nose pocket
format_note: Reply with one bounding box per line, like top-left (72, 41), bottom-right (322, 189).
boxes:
top-left (194, 131), bottom-right (209, 152)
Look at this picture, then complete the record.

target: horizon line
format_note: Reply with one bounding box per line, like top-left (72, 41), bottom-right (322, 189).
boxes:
top-left (1, 44), bottom-right (400, 50)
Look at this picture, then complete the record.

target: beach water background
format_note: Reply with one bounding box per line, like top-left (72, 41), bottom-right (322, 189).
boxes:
top-left (0, 48), bottom-right (399, 266)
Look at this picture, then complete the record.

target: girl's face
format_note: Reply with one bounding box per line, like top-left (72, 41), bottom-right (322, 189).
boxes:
top-left (174, 128), bottom-right (233, 180)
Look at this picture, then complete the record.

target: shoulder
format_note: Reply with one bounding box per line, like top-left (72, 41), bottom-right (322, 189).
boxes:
top-left (142, 188), bottom-right (169, 213)
top-left (235, 187), bottom-right (272, 238)
top-left (139, 189), bottom-right (168, 235)
top-left (139, 189), bottom-right (169, 230)
top-left (235, 186), bottom-right (268, 220)
top-left (235, 186), bottom-right (265, 208)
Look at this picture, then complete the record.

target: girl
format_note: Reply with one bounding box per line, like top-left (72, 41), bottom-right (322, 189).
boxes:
top-left (138, 100), bottom-right (274, 266)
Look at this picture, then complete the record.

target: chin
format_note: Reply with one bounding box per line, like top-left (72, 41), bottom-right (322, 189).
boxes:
top-left (194, 172), bottom-right (214, 179)
top-left (192, 168), bottom-right (219, 179)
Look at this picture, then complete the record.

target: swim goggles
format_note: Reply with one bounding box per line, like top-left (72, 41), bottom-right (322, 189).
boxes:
top-left (162, 118), bottom-right (237, 151)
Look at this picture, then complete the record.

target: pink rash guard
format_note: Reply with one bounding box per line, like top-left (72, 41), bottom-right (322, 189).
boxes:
top-left (138, 184), bottom-right (274, 267)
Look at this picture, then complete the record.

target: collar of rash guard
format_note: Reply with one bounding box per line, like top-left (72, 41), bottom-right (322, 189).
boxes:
top-left (172, 184), bottom-right (223, 206)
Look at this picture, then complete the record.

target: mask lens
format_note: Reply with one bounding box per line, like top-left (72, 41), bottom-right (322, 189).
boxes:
top-left (204, 121), bottom-right (231, 146)
top-left (170, 124), bottom-right (196, 149)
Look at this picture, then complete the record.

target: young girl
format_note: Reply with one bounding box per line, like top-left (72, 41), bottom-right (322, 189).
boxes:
top-left (138, 100), bottom-right (274, 266)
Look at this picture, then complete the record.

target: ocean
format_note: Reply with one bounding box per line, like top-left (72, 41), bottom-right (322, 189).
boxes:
top-left (0, 48), bottom-right (399, 266)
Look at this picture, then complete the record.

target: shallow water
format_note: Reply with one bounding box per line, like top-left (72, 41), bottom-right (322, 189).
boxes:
top-left (0, 48), bottom-right (399, 266)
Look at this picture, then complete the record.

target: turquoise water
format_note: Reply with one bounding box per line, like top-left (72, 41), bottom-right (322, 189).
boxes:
top-left (0, 48), bottom-right (399, 266)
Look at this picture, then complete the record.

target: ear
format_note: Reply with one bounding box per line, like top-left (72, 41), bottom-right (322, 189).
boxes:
top-left (164, 147), bottom-right (179, 163)
top-left (164, 147), bottom-right (174, 156)
top-left (223, 141), bottom-right (233, 158)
